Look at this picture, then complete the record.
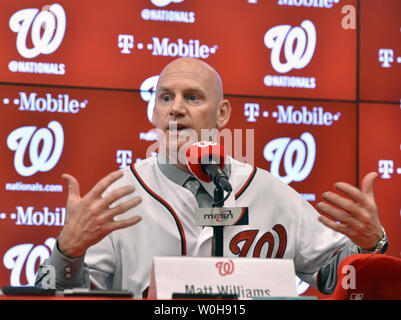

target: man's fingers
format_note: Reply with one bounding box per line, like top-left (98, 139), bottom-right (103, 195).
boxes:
top-left (318, 215), bottom-right (347, 235)
top-left (333, 172), bottom-right (378, 206)
top-left (62, 173), bottom-right (80, 200)
top-left (333, 182), bottom-right (365, 205)
top-left (101, 185), bottom-right (137, 207)
top-left (316, 201), bottom-right (361, 229)
top-left (361, 172), bottom-right (378, 198)
top-left (110, 215), bottom-right (142, 232)
top-left (318, 173), bottom-right (382, 249)
top-left (104, 196), bottom-right (142, 221)
top-left (87, 170), bottom-right (124, 201)
top-left (321, 191), bottom-right (359, 215)
top-left (316, 201), bottom-right (348, 223)
top-left (318, 214), bottom-right (360, 239)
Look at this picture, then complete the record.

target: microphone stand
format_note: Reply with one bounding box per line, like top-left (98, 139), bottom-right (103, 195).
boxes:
top-left (212, 186), bottom-right (224, 257)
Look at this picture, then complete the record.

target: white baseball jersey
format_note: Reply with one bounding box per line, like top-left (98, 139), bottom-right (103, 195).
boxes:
top-left (78, 155), bottom-right (351, 297)
top-left (37, 155), bottom-right (355, 296)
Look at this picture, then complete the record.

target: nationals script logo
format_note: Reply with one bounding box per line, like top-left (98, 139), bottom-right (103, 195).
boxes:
top-left (216, 259), bottom-right (234, 276)
top-left (264, 19), bottom-right (316, 74)
top-left (3, 238), bottom-right (55, 286)
top-left (263, 132), bottom-right (316, 184)
top-left (150, 0), bottom-right (184, 7)
top-left (7, 121), bottom-right (64, 177)
top-left (140, 75), bottom-right (159, 123)
top-left (9, 3), bottom-right (66, 59)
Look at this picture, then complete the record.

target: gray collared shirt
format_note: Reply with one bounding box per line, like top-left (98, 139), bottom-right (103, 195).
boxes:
top-left (156, 152), bottom-right (231, 208)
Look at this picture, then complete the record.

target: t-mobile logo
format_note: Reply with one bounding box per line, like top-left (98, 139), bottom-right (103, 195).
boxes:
top-left (378, 160), bottom-right (393, 179)
top-left (378, 49), bottom-right (394, 68)
top-left (117, 150), bottom-right (132, 169)
top-left (244, 103), bottom-right (260, 122)
top-left (118, 35), bottom-right (134, 54)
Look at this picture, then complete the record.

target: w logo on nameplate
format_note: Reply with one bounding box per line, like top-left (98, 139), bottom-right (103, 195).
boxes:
top-left (216, 259), bottom-right (234, 276)
top-left (148, 257), bottom-right (298, 299)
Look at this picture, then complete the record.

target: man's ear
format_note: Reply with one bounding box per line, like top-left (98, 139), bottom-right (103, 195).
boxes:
top-left (216, 99), bottom-right (231, 129)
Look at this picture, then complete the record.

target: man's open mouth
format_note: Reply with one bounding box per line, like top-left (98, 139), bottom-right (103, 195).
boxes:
top-left (168, 123), bottom-right (189, 131)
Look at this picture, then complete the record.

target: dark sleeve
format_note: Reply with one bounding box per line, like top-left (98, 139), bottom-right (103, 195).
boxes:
top-left (316, 243), bottom-right (360, 294)
top-left (35, 240), bottom-right (90, 290)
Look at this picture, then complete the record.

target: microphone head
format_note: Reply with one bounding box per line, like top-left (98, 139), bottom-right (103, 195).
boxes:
top-left (185, 141), bottom-right (226, 182)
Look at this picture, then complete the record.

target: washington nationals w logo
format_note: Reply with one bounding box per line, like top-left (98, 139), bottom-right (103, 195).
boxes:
top-left (263, 132), bottom-right (316, 185)
top-left (140, 75), bottom-right (159, 123)
top-left (150, 0), bottom-right (184, 7)
top-left (9, 4), bottom-right (66, 59)
top-left (216, 259), bottom-right (235, 276)
top-left (230, 225), bottom-right (287, 258)
top-left (7, 121), bottom-right (64, 177)
top-left (264, 20), bottom-right (316, 73)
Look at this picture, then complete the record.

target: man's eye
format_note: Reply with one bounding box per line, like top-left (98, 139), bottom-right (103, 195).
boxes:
top-left (188, 95), bottom-right (200, 101)
top-left (162, 95), bottom-right (171, 102)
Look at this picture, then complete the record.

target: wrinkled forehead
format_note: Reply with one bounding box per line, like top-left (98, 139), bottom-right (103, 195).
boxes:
top-left (157, 59), bottom-right (223, 99)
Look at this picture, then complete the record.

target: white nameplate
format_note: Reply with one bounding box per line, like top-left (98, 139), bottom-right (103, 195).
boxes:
top-left (148, 256), bottom-right (298, 300)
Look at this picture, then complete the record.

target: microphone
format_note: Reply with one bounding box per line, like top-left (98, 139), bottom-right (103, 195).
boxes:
top-left (186, 141), bottom-right (235, 257)
top-left (185, 141), bottom-right (232, 193)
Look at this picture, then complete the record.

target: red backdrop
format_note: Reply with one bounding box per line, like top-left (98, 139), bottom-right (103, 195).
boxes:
top-left (0, 0), bottom-right (399, 299)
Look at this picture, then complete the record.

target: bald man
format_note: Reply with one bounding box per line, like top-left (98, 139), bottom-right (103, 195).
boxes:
top-left (152, 57), bottom-right (231, 172)
top-left (36, 58), bottom-right (387, 297)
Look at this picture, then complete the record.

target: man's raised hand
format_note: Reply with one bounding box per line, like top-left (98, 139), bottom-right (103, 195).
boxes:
top-left (58, 170), bottom-right (142, 258)
top-left (316, 172), bottom-right (382, 251)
